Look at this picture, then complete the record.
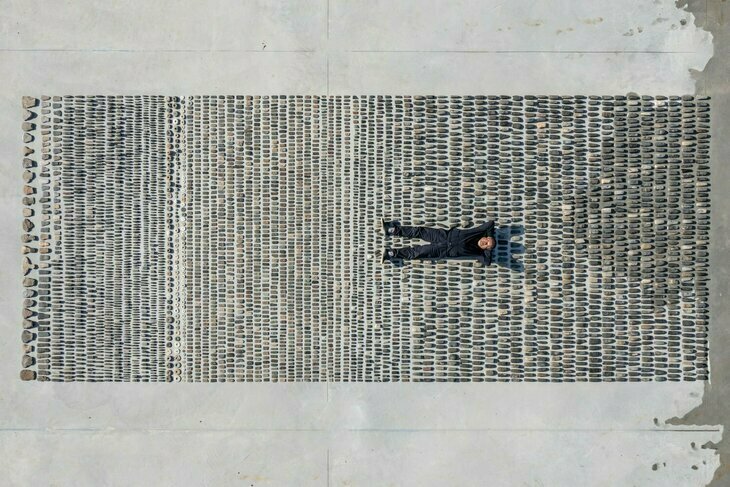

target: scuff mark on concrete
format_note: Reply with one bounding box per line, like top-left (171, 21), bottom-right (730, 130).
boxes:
top-left (668, 1), bottom-right (727, 486)
top-left (582, 17), bottom-right (604, 24)
top-left (524, 19), bottom-right (543, 27)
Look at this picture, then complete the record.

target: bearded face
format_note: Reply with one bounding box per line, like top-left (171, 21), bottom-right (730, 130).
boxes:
top-left (478, 236), bottom-right (495, 250)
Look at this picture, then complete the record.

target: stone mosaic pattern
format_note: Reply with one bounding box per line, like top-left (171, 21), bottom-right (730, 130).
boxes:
top-left (20, 95), bottom-right (710, 382)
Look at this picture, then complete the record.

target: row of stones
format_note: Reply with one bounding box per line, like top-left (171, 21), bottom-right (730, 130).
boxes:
top-left (17, 97), bottom-right (169, 380)
top-left (43, 96), bottom-right (170, 381)
top-left (382, 96), bottom-right (707, 381)
top-left (172, 96), bottom-right (353, 381)
top-left (159, 97), bottom-right (704, 380)
top-left (22, 96), bottom-right (710, 381)
top-left (20, 96), bottom-right (40, 380)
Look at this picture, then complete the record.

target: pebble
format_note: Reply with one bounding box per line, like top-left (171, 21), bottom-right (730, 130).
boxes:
top-left (19, 370), bottom-right (36, 381)
top-left (22, 96), bottom-right (38, 109)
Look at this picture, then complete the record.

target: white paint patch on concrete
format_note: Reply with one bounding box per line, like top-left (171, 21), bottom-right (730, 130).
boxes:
top-left (0, 0), bottom-right (720, 485)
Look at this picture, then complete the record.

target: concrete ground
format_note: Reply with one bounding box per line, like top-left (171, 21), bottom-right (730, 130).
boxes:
top-left (0, 1), bottom-right (727, 485)
top-left (670, 1), bottom-right (730, 485)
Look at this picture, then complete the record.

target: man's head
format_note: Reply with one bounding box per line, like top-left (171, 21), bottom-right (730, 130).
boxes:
top-left (478, 236), bottom-right (496, 250)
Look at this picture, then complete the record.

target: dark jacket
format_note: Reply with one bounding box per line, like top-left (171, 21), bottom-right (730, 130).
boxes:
top-left (446, 221), bottom-right (495, 266)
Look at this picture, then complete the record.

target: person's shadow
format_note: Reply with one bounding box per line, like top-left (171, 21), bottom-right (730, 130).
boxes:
top-left (492, 224), bottom-right (525, 272)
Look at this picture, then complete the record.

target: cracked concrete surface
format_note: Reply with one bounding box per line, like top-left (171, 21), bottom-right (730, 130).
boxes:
top-left (0, 0), bottom-right (725, 485)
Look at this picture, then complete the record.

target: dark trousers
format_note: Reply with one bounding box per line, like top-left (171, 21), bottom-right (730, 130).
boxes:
top-left (392, 225), bottom-right (449, 260)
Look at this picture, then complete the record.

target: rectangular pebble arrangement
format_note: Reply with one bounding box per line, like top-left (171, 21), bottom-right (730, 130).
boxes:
top-left (19, 95), bottom-right (710, 382)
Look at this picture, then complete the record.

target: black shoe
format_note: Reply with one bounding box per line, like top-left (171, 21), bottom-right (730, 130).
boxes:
top-left (382, 249), bottom-right (397, 263)
top-left (382, 219), bottom-right (399, 236)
